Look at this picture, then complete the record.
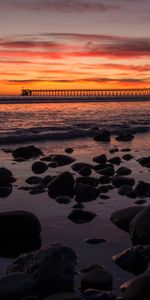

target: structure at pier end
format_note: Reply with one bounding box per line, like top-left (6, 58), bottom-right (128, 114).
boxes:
top-left (21, 88), bottom-right (150, 98)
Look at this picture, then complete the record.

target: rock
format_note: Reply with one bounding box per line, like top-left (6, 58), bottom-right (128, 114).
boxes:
top-left (55, 196), bottom-right (71, 204)
top-left (74, 183), bottom-right (99, 202)
top-left (42, 154), bottom-right (76, 166)
top-left (0, 272), bottom-right (35, 300)
top-left (84, 238), bottom-right (107, 244)
top-left (111, 176), bottom-right (135, 188)
top-left (126, 190), bottom-right (137, 199)
top-left (93, 163), bottom-right (113, 172)
top-left (8, 246), bottom-right (77, 298)
top-left (0, 167), bottom-right (15, 186)
top-left (108, 157), bottom-right (121, 165)
top-left (0, 185), bottom-right (12, 198)
top-left (76, 177), bottom-right (99, 187)
top-left (129, 205), bottom-right (150, 245)
top-left (121, 148), bottom-right (132, 152)
top-left (93, 154), bottom-right (107, 164)
top-left (82, 289), bottom-right (116, 300)
top-left (137, 156), bottom-right (150, 167)
top-left (32, 161), bottom-right (48, 174)
top-left (79, 167), bottom-right (92, 177)
top-left (118, 185), bottom-right (133, 195)
top-left (43, 293), bottom-right (83, 300)
top-left (113, 245), bottom-right (150, 275)
top-left (135, 199), bottom-right (147, 205)
top-left (12, 145), bottom-right (43, 160)
top-left (99, 176), bottom-right (111, 184)
top-left (73, 203), bottom-right (84, 209)
top-left (68, 210), bottom-right (96, 224)
top-left (134, 181), bottom-right (150, 197)
top-left (81, 269), bottom-right (113, 291)
top-left (122, 154), bottom-right (134, 161)
top-left (43, 175), bottom-right (53, 185)
top-left (98, 185), bottom-right (110, 194)
top-left (110, 206), bottom-right (145, 232)
top-left (26, 176), bottom-right (43, 185)
top-left (65, 148), bottom-right (74, 154)
top-left (72, 163), bottom-right (93, 173)
top-left (124, 273), bottom-right (150, 300)
top-left (97, 167), bottom-right (115, 177)
top-left (0, 211), bottom-right (41, 240)
top-left (29, 188), bottom-right (46, 195)
top-left (100, 194), bottom-right (110, 200)
top-left (80, 265), bottom-right (103, 274)
top-left (116, 167), bottom-right (132, 176)
top-left (48, 172), bottom-right (75, 198)
top-left (93, 130), bottom-right (111, 142)
top-left (115, 133), bottom-right (134, 141)
top-left (109, 148), bottom-right (119, 154)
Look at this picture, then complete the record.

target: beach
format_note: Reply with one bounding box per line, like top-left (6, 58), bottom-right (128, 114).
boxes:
top-left (0, 100), bottom-right (150, 298)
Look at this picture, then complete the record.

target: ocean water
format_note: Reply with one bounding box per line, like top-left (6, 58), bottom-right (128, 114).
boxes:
top-left (0, 100), bottom-right (150, 144)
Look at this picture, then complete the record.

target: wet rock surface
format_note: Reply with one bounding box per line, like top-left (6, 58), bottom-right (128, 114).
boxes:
top-left (12, 145), bottom-right (43, 160)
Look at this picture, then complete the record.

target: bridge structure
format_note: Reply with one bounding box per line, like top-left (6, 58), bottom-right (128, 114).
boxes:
top-left (21, 88), bottom-right (150, 98)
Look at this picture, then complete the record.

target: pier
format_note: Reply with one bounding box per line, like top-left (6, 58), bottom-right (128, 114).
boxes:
top-left (21, 88), bottom-right (150, 98)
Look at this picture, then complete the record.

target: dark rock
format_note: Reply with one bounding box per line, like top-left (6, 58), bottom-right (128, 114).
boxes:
top-left (121, 148), bottom-right (132, 152)
top-left (80, 265), bottom-right (103, 274)
top-left (32, 161), bottom-right (48, 174)
top-left (118, 185), bottom-right (133, 195)
top-left (0, 167), bottom-right (15, 186)
top-left (51, 154), bottom-right (76, 166)
top-left (126, 190), bottom-right (137, 199)
top-left (113, 245), bottom-right (150, 275)
top-left (135, 181), bottom-right (150, 197)
top-left (98, 185), bottom-right (110, 194)
top-left (65, 148), bottom-right (74, 154)
top-left (72, 163), bottom-right (93, 173)
top-left (26, 176), bottom-right (43, 185)
top-left (129, 205), bottom-right (150, 245)
top-left (108, 157), bottom-right (121, 165)
top-left (43, 175), bottom-right (53, 185)
top-left (42, 293), bottom-right (83, 300)
top-left (48, 171), bottom-right (75, 198)
top-left (116, 167), bottom-right (132, 176)
top-left (12, 145), bottom-right (43, 160)
top-left (29, 189), bottom-right (46, 195)
top-left (79, 167), bottom-right (92, 177)
top-left (124, 273), bottom-right (150, 300)
top-left (109, 148), bottom-right (119, 154)
top-left (0, 185), bottom-right (12, 198)
top-left (76, 177), bottom-right (99, 187)
top-left (100, 194), bottom-right (110, 199)
top-left (74, 183), bottom-right (99, 202)
top-left (94, 130), bottom-right (111, 142)
top-left (55, 196), bottom-right (71, 204)
top-left (8, 246), bottom-right (77, 298)
top-left (98, 167), bottom-right (115, 177)
top-left (0, 211), bottom-right (41, 240)
top-left (93, 154), bottom-right (107, 164)
top-left (84, 238), bottom-right (107, 244)
top-left (82, 289), bottom-right (116, 300)
top-left (0, 272), bottom-right (35, 300)
top-left (137, 156), bottom-right (150, 167)
top-left (135, 199), bottom-right (147, 205)
top-left (110, 206), bottom-right (145, 232)
top-left (93, 163), bottom-right (113, 172)
top-left (111, 176), bottom-right (135, 188)
top-left (99, 176), bottom-right (111, 184)
top-left (122, 154), bottom-right (134, 161)
top-left (81, 269), bottom-right (113, 291)
top-left (115, 133), bottom-right (134, 141)
top-left (73, 203), bottom-right (84, 209)
top-left (68, 210), bottom-right (96, 224)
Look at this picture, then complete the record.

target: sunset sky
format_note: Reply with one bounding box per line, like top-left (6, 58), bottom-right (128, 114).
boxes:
top-left (0, 0), bottom-right (150, 95)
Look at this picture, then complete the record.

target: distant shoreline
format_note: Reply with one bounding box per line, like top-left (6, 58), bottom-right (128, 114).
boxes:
top-left (0, 96), bottom-right (150, 104)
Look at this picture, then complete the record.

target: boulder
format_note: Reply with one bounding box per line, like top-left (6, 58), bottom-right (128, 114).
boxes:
top-left (48, 172), bottom-right (75, 198)
top-left (97, 167), bottom-right (115, 177)
top-left (122, 154), bottom-right (134, 161)
top-left (55, 196), bottom-right (71, 204)
top-left (8, 246), bottom-right (77, 298)
top-left (108, 157), bottom-right (121, 165)
top-left (12, 146), bottom-right (43, 160)
top-left (26, 176), bottom-right (43, 185)
top-left (65, 148), bottom-right (74, 154)
top-left (68, 210), bottom-right (96, 224)
top-left (115, 133), bottom-right (134, 141)
top-left (32, 161), bottom-right (48, 174)
top-left (110, 206), bottom-right (145, 232)
top-left (76, 177), bottom-right (99, 187)
top-left (81, 269), bottom-right (113, 291)
top-left (0, 211), bottom-right (41, 240)
top-left (93, 130), bottom-right (111, 142)
top-left (0, 185), bottom-right (12, 198)
top-left (129, 205), bottom-right (150, 245)
top-left (137, 156), bottom-right (150, 167)
top-left (118, 185), bottom-right (133, 195)
top-left (0, 272), bottom-right (35, 300)
top-left (0, 167), bottom-right (15, 186)
top-left (124, 273), bottom-right (150, 300)
top-left (72, 163), bottom-right (93, 173)
top-left (116, 167), bottom-right (132, 176)
top-left (78, 167), bottom-right (92, 177)
top-left (42, 154), bottom-right (76, 166)
top-left (111, 176), bottom-right (135, 188)
top-left (74, 183), bottom-right (99, 202)
top-left (135, 181), bottom-right (150, 197)
top-left (99, 176), bottom-right (111, 184)
top-left (93, 154), bottom-right (107, 164)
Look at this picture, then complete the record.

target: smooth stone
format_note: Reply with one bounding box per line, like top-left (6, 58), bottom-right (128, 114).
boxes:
top-left (84, 238), bottom-right (107, 244)
top-left (93, 154), bottom-right (107, 164)
top-left (122, 154), bottom-right (134, 161)
top-left (8, 246), bottom-right (77, 298)
top-left (116, 167), bottom-right (132, 176)
top-left (81, 269), bottom-right (113, 291)
top-left (137, 156), bottom-right (150, 167)
top-left (134, 181), bottom-right (150, 197)
top-left (109, 148), bottom-right (119, 154)
top-left (72, 163), bottom-right (93, 173)
top-left (80, 265), bottom-right (103, 274)
top-left (43, 175), bottom-right (53, 185)
top-left (93, 163), bottom-right (113, 171)
top-left (0, 185), bottom-right (12, 198)
top-left (78, 167), bottom-right (92, 177)
top-left (121, 148), bottom-right (132, 152)
top-left (134, 199), bottom-right (147, 205)
top-left (76, 177), bottom-right (99, 187)
top-left (32, 161), bottom-right (48, 174)
top-left (98, 185), bottom-right (110, 194)
top-left (29, 189), bottom-right (46, 195)
top-left (110, 206), bottom-right (145, 232)
top-left (82, 289), bottom-right (116, 300)
top-left (68, 209), bottom-right (96, 224)
top-left (113, 245), bottom-right (149, 275)
top-left (0, 272), bottom-right (35, 300)
top-left (97, 167), bottom-right (115, 177)
top-left (108, 157), bottom-right (121, 165)
top-left (43, 293), bottom-right (83, 300)
top-left (65, 148), bottom-right (74, 153)
top-left (126, 190), bottom-right (138, 199)
top-left (0, 211), bottom-right (41, 240)
top-left (73, 203), bottom-right (84, 209)
top-left (100, 194), bottom-right (110, 199)
top-left (93, 129), bottom-right (111, 142)
top-left (124, 273), bottom-right (150, 300)
top-left (0, 167), bottom-right (15, 185)
top-left (50, 154), bottom-right (76, 166)
top-left (118, 185), bottom-right (133, 195)
top-left (26, 176), bottom-right (43, 185)
top-left (111, 176), bottom-right (135, 188)
top-left (115, 133), bottom-right (134, 141)
top-left (48, 171), bottom-right (75, 198)
top-left (74, 183), bottom-right (99, 202)
top-left (12, 145), bottom-right (43, 160)
top-left (129, 205), bottom-right (150, 245)
top-left (55, 196), bottom-right (71, 204)
top-left (99, 176), bottom-right (111, 184)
